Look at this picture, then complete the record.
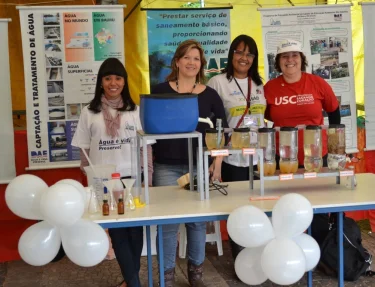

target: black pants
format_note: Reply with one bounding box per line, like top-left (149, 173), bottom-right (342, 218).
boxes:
top-left (221, 161), bottom-right (258, 182)
top-left (108, 227), bottom-right (144, 287)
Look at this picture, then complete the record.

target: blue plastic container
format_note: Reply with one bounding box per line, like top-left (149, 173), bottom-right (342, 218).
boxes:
top-left (140, 94), bottom-right (199, 134)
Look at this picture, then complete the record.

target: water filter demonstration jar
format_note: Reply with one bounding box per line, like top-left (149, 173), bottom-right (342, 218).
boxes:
top-left (327, 124), bottom-right (346, 170)
top-left (279, 127), bottom-right (298, 174)
top-left (257, 128), bottom-right (276, 176)
top-left (303, 125), bottom-right (323, 172)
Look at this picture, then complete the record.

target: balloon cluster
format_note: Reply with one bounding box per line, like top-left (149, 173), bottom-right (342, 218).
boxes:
top-left (5, 174), bottom-right (109, 267)
top-left (228, 193), bottom-right (320, 286)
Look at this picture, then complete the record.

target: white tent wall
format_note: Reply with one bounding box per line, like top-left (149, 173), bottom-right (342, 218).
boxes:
top-left (0, 19), bottom-right (16, 184)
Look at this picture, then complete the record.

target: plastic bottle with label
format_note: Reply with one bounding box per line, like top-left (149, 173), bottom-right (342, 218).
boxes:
top-left (112, 173), bottom-right (124, 204)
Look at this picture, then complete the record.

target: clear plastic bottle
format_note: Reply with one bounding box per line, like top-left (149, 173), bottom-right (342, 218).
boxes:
top-left (279, 127), bottom-right (298, 174)
top-left (257, 128), bottom-right (276, 176)
top-left (111, 173), bottom-right (124, 204)
top-left (303, 125), bottom-right (322, 172)
top-left (345, 165), bottom-right (357, 189)
top-left (328, 124), bottom-right (346, 170)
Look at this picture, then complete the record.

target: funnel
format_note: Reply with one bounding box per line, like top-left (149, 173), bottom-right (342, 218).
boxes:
top-left (121, 178), bottom-right (136, 210)
top-left (122, 178), bottom-right (145, 208)
top-left (121, 178), bottom-right (135, 191)
top-left (102, 180), bottom-right (117, 211)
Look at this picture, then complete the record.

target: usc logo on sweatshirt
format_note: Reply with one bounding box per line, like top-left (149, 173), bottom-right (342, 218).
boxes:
top-left (275, 94), bottom-right (314, 106)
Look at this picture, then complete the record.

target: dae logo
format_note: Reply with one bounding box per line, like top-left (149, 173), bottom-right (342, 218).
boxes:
top-left (31, 150), bottom-right (48, 157)
top-left (334, 13), bottom-right (342, 21)
top-left (270, 18), bottom-right (281, 25)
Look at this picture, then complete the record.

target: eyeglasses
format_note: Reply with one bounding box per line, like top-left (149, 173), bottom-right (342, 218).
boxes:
top-left (233, 50), bottom-right (255, 59)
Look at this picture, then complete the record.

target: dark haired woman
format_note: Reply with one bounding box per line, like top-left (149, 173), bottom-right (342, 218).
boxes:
top-left (208, 34), bottom-right (266, 182)
top-left (264, 39), bottom-right (340, 168)
top-left (72, 58), bottom-right (153, 287)
top-left (207, 34), bottom-right (266, 260)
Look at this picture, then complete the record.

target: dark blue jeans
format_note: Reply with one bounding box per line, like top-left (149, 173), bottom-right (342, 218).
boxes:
top-left (108, 227), bottom-right (143, 287)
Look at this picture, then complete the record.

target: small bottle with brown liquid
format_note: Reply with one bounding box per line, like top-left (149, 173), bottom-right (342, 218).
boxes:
top-left (102, 199), bottom-right (109, 216)
top-left (117, 194), bottom-right (124, 215)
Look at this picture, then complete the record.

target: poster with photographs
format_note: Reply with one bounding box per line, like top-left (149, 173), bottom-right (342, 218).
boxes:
top-left (18, 5), bottom-right (125, 169)
top-left (260, 4), bottom-right (358, 153)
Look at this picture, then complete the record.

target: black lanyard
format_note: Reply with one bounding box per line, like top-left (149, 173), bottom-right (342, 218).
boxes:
top-left (233, 77), bottom-right (251, 109)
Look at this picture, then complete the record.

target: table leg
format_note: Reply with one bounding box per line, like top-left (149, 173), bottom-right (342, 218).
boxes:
top-left (198, 134), bottom-right (204, 200)
top-left (338, 212), bottom-right (344, 287)
top-left (258, 149), bottom-right (264, 196)
top-left (249, 155), bottom-right (253, 190)
top-left (188, 138), bottom-right (194, 191)
top-left (137, 136), bottom-right (143, 203)
top-left (146, 226), bottom-right (153, 287)
top-left (307, 225), bottom-right (312, 287)
top-left (143, 140), bottom-right (149, 203)
top-left (158, 225), bottom-right (164, 287)
top-left (204, 153), bottom-right (209, 199)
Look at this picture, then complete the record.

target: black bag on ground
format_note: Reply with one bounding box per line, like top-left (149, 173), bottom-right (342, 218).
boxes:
top-left (312, 213), bottom-right (373, 281)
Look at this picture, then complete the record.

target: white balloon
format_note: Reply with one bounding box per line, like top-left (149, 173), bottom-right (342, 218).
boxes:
top-left (40, 183), bottom-right (84, 227)
top-left (5, 174), bottom-right (48, 220)
top-left (261, 238), bottom-right (306, 285)
top-left (235, 247), bottom-right (268, 285)
top-left (272, 193), bottom-right (313, 238)
top-left (60, 219), bottom-right (109, 267)
top-left (56, 179), bottom-right (86, 203)
top-left (227, 205), bottom-right (274, 248)
top-left (293, 233), bottom-right (321, 271)
top-left (18, 221), bottom-right (61, 266)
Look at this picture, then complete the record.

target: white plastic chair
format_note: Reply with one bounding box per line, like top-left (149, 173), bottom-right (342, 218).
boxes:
top-left (141, 226), bottom-right (157, 256)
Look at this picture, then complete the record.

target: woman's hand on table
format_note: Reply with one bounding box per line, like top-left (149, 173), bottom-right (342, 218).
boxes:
top-left (210, 157), bottom-right (223, 182)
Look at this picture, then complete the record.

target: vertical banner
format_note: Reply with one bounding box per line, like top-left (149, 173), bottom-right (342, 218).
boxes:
top-left (0, 19), bottom-right (16, 183)
top-left (260, 4), bottom-right (358, 153)
top-left (146, 9), bottom-right (231, 90)
top-left (18, 5), bottom-right (125, 170)
top-left (362, 3), bottom-right (375, 150)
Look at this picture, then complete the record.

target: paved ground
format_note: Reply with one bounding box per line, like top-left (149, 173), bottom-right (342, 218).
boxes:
top-left (1, 222), bottom-right (375, 287)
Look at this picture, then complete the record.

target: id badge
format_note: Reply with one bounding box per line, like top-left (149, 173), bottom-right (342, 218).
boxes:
top-left (243, 115), bottom-right (258, 127)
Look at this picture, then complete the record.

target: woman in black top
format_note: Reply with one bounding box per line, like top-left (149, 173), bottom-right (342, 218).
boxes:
top-left (152, 39), bottom-right (228, 287)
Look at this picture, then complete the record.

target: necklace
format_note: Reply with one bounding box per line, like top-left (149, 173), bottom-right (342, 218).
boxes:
top-left (176, 80), bottom-right (197, 93)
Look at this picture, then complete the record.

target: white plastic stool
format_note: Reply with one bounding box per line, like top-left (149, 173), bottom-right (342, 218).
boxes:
top-left (141, 226), bottom-right (157, 256)
top-left (178, 221), bottom-right (223, 258)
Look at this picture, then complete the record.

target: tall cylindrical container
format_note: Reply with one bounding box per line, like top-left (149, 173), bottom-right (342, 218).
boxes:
top-left (279, 127), bottom-right (298, 174)
top-left (130, 137), bottom-right (140, 199)
top-left (232, 127), bottom-right (251, 149)
top-left (327, 124), bottom-right (346, 170)
top-left (257, 128), bottom-right (276, 176)
top-left (303, 125), bottom-right (323, 172)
